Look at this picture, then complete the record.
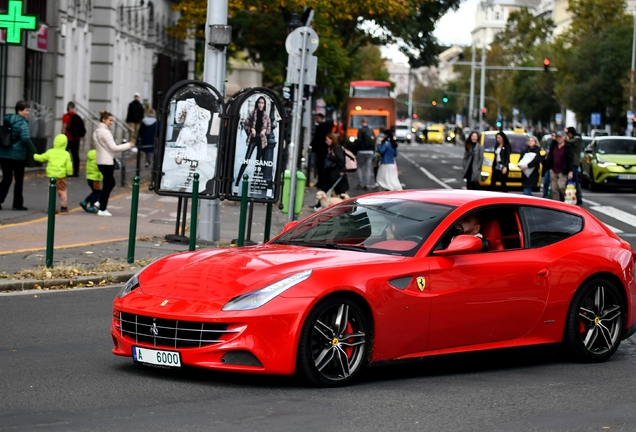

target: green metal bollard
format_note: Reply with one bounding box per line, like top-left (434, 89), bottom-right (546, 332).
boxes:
top-left (127, 176), bottom-right (141, 263)
top-left (45, 178), bottom-right (57, 268)
top-left (189, 173), bottom-right (199, 252)
top-left (237, 174), bottom-right (249, 247)
top-left (264, 202), bottom-right (273, 242)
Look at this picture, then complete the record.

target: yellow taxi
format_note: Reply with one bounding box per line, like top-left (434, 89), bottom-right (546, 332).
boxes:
top-left (479, 131), bottom-right (545, 189)
top-left (425, 124), bottom-right (445, 144)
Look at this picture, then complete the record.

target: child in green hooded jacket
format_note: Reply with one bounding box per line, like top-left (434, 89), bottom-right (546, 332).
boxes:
top-left (80, 149), bottom-right (103, 213)
top-left (33, 134), bottom-right (73, 213)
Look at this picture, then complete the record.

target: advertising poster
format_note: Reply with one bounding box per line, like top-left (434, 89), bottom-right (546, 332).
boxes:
top-left (158, 85), bottom-right (222, 196)
top-left (230, 92), bottom-right (283, 200)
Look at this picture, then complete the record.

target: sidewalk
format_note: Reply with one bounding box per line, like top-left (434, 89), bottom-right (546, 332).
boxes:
top-left (0, 163), bottom-right (362, 292)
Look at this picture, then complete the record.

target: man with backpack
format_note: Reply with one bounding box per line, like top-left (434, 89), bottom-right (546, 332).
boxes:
top-left (61, 101), bottom-right (86, 177)
top-left (355, 118), bottom-right (376, 190)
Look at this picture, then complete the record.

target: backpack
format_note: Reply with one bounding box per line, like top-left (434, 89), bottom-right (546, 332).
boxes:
top-left (0, 123), bottom-right (13, 149)
top-left (68, 114), bottom-right (86, 138)
top-left (360, 127), bottom-right (376, 151)
top-left (343, 147), bottom-right (357, 172)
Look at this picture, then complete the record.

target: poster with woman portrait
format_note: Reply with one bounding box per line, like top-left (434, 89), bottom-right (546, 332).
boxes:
top-left (155, 83), bottom-right (223, 198)
top-left (230, 92), bottom-right (283, 200)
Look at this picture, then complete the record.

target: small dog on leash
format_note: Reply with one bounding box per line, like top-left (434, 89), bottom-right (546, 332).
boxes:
top-left (315, 191), bottom-right (350, 210)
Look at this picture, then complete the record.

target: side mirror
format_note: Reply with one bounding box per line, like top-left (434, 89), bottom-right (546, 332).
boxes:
top-left (282, 221), bottom-right (300, 233)
top-left (434, 235), bottom-right (483, 256)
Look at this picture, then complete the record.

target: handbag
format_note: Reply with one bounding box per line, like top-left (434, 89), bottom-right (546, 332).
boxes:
top-left (113, 157), bottom-right (121, 170)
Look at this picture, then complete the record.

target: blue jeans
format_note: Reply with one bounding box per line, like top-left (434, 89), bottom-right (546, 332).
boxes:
top-left (356, 150), bottom-right (374, 187)
top-left (573, 166), bottom-right (582, 204)
top-left (542, 169), bottom-right (551, 198)
top-left (523, 187), bottom-right (533, 196)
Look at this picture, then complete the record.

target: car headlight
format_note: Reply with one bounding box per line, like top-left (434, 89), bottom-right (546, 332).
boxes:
top-left (118, 273), bottom-right (140, 298)
top-left (597, 158), bottom-right (616, 168)
top-left (222, 270), bottom-right (312, 311)
top-left (349, 136), bottom-right (355, 142)
top-left (406, 134), bottom-right (411, 139)
top-left (482, 158), bottom-right (493, 167)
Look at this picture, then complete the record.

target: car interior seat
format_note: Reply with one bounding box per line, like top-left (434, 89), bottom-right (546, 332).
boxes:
top-left (480, 220), bottom-right (504, 251)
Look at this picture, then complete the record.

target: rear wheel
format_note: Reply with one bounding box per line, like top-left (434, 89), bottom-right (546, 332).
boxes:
top-left (563, 278), bottom-right (624, 362)
top-left (297, 296), bottom-right (371, 387)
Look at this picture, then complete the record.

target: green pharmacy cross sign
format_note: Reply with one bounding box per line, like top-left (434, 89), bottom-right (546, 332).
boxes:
top-left (0, 0), bottom-right (38, 44)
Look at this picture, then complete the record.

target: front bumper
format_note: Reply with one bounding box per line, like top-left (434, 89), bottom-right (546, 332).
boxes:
top-left (111, 293), bottom-right (313, 375)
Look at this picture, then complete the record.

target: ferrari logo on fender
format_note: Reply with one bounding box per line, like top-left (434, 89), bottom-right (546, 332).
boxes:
top-left (160, 300), bottom-right (169, 307)
top-left (416, 277), bottom-right (426, 291)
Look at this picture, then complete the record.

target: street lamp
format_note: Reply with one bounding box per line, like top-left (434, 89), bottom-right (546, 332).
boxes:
top-left (285, 12), bottom-right (302, 34)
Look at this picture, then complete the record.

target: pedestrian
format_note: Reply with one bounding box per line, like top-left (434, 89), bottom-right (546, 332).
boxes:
top-left (355, 118), bottom-right (375, 190)
top-left (422, 125), bottom-right (429, 143)
top-left (310, 113), bottom-right (332, 188)
top-left (565, 126), bottom-right (583, 205)
top-left (79, 148), bottom-right (102, 213)
top-left (542, 131), bottom-right (556, 198)
top-left (94, 111), bottom-right (134, 216)
top-left (462, 131), bottom-right (483, 190)
top-left (137, 109), bottom-right (157, 168)
top-left (376, 127), bottom-right (402, 191)
top-left (518, 136), bottom-right (542, 196)
top-left (33, 134), bottom-right (73, 213)
top-left (316, 132), bottom-right (349, 198)
top-left (491, 131), bottom-right (511, 192)
top-left (61, 101), bottom-right (86, 177)
top-left (125, 92), bottom-right (145, 145)
top-left (0, 100), bottom-right (38, 211)
top-left (544, 131), bottom-right (574, 201)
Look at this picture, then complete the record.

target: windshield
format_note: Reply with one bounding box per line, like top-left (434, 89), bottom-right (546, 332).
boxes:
top-left (597, 139), bottom-right (636, 155)
top-left (349, 115), bottom-right (389, 129)
top-left (350, 87), bottom-right (390, 97)
top-left (271, 198), bottom-right (455, 257)
top-left (396, 125), bottom-right (409, 131)
top-left (483, 134), bottom-right (528, 153)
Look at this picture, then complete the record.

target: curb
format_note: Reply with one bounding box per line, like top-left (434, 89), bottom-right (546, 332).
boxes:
top-left (0, 270), bottom-right (137, 292)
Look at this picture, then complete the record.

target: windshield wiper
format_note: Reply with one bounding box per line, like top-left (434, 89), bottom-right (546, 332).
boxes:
top-left (273, 240), bottom-right (366, 252)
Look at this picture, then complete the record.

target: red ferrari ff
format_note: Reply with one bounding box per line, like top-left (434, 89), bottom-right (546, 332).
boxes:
top-left (111, 190), bottom-right (636, 386)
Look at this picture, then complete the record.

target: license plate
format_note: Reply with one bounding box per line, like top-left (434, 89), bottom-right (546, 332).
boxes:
top-left (132, 346), bottom-right (181, 367)
top-left (508, 173), bottom-right (521, 178)
top-left (618, 174), bottom-right (636, 180)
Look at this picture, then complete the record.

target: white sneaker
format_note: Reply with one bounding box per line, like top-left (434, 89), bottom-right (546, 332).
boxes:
top-left (97, 210), bottom-right (112, 217)
top-left (94, 201), bottom-right (100, 209)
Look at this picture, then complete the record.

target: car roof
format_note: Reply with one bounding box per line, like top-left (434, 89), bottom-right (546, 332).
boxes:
top-left (593, 136), bottom-right (636, 141)
top-left (354, 189), bottom-right (587, 214)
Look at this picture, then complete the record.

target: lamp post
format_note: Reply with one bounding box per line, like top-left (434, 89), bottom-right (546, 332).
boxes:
top-left (631, 5), bottom-right (636, 113)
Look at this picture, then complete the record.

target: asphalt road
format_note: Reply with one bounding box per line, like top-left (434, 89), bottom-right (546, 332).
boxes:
top-left (1, 286), bottom-right (636, 432)
top-left (3, 143), bottom-right (636, 431)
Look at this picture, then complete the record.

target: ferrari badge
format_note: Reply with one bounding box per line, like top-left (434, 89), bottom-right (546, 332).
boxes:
top-left (416, 277), bottom-right (426, 291)
top-left (160, 300), bottom-right (169, 307)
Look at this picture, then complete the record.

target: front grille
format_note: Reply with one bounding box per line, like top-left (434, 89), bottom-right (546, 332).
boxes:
top-left (119, 312), bottom-right (235, 349)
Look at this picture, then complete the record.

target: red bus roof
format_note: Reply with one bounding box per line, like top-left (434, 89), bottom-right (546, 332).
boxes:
top-left (349, 81), bottom-right (391, 88)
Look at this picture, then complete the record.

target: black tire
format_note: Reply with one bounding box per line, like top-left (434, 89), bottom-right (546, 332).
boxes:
top-left (297, 295), bottom-right (372, 387)
top-left (563, 278), bottom-right (624, 363)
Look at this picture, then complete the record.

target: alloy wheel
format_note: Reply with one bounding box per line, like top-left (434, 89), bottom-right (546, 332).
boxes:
top-left (577, 285), bottom-right (622, 355)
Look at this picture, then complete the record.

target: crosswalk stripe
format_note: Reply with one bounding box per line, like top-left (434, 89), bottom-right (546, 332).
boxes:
top-left (590, 206), bottom-right (636, 229)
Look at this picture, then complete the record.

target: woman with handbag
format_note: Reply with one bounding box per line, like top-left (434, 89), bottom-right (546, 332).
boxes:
top-left (94, 111), bottom-right (134, 216)
top-left (376, 127), bottom-right (402, 191)
top-left (491, 131), bottom-right (511, 192)
top-left (317, 133), bottom-right (349, 195)
top-left (462, 131), bottom-right (483, 190)
top-left (518, 136), bottom-right (542, 196)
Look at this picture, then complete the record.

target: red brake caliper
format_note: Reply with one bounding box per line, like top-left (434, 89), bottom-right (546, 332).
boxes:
top-left (344, 322), bottom-right (354, 357)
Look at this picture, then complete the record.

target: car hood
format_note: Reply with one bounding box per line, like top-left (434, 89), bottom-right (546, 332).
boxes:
top-left (595, 154), bottom-right (636, 165)
top-left (138, 244), bottom-right (394, 302)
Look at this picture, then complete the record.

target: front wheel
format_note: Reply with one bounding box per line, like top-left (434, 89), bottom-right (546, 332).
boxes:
top-left (563, 278), bottom-right (624, 362)
top-left (297, 296), bottom-right (371, 386)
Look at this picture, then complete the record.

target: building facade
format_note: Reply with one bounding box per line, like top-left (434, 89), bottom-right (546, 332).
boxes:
top-left (471, 0), bottom-right (541, 48)
top-left (0, 0), bottom-right (194, 150)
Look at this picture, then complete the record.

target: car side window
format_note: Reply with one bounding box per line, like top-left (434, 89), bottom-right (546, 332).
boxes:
top-left (519, 207), bottom-right (583, 248)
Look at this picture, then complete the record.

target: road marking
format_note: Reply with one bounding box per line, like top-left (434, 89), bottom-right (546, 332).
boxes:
top-left (603, 223), bottom-right (624, 233)
top-left (590, 206), bottom-right (636, 229)
top-left (582, 198), bottom-right (601, 206)
top-left (0, 237), bottom-right (128, 255)
top-left (401, 154), bottom-right (452, 189)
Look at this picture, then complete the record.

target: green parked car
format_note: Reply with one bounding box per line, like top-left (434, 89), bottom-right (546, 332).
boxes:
top-left (580, 136), bottom-right (636, 190)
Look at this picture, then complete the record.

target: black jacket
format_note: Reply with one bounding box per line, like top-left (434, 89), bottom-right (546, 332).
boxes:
top-left (126, 100), bottom-right (145, 123)
top-left (545, 141), bottom-right (574, 175)
top-left (519, 145), bottom-right (542, 189)
top-left (494, 145), bottom-right (511, 171)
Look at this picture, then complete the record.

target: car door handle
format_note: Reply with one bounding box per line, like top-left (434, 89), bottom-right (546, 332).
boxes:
top-left (537, 268), bottom-right (548, 276)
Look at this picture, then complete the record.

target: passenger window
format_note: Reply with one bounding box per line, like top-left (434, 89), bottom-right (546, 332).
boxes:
top-left (519, 207), bottom-right (583, 248)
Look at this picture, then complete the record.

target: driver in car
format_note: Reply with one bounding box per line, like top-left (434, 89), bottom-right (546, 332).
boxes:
top-left (442, 214), bottom-right (489, 251)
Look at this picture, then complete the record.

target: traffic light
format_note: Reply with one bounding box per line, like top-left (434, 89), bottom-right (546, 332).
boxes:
top-left (412, 113), bottom-right (418, 119)
top-left (481, 107), bottom-right (487, 115)
top-left (543, 58), bottom-right (550, 72)
top-left (405, 101), bottom-right (410, 106)
top-left (442, 95), bottom-right (449, 103)
top-left (431, 100), bottom-right (437, 106)
top-left (496, 120), bottom-right (502, 128)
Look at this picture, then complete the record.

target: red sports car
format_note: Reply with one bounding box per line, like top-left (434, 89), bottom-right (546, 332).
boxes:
top-left (111, 190), bottom-right (636, 386)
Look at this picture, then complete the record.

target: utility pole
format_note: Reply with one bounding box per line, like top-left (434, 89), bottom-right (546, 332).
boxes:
top-left (469, 44), bottom-right (476, 131)
top-left (407, 69), bottom-right (413, 121)
top-left (200, 0), bottom-right (229, 241)
top-left (479, 45), bottom-right (486, 132)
